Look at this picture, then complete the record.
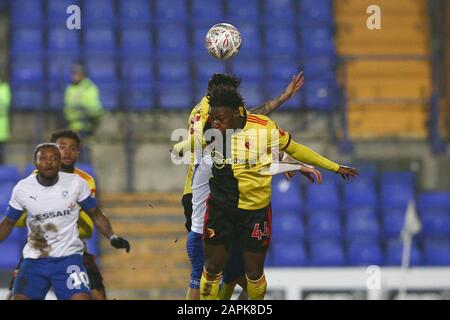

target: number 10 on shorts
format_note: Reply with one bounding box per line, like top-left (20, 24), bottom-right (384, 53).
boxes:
top-left (66, 265), bottom-right (90, 290)
top-left (251, 222), bottom-right (269, 240)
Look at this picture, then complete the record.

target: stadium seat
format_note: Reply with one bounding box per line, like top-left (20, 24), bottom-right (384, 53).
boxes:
top-left (384, 239), bottom-right (423, 266)
top-left (343, 180), bottom-right (377, 209)
top-left (345, 208), bottom-right (380, 239)
top-left (381, 171), bottom-right (415, 186)
top-left (266, 80), bottom-right (303, 109)
top-left (307, 211), bottom-right (342, 240)
top-left (272, 212), bottom-right (304, 241)
top-left (120, 29), bottom-right (153, 58)
top-left (11, 28), bottom-right (43, 56)
top-left (12, 86), bottom-right (45, 110)
top-left (266, 58), bottom-right (301, 82)
top-left (303, 57), bottom-right (335, 80)
top-left (310, 239), bottom-right (346, 266)
top-left (300, 0), bottom-right (333, 27)
top-left (11, 0), bottom-right (43, 26)
top-left (271, 239), bottom-right (308, 266)
top-left (8, 226), bottom-right (27, 243)
top-left (48, 27), bottom-right (80, 55)
top-left (271, 175), bottom-right (303, 213)
top-left (305, 80), bottom-right (337, 110)
top-left (0, 182), bottom-right (15, 210)
top-left (264, 27), bottom-right (299, 57)
top-left (347, 239), bottom-right (383, 266)
top-left (47, 57), bottom-right (74, 83)
top-left (192, 0), bottom-right (224, 26)
top-left (83, 0), bottom-right (115, 26)
top-left (118, 0), bottom-right (152, 27)
top-left (263, 0), bottom-right (296, 24)
top-left (305, 182), bottom-right (340, 210)
top-left (238, 82), bottom-right (264, 110)
top-left (47, 0), bottom-right (79, 25)
top-left (421, 209), bottom-right (450, 236)
top-left (23, 163), bottom-right (36, 177)
top-left (0, 239), bottom-right (23, 270)
top-left (423, 238), bottom-right (450, 266)
top-left (194, 59), bottom-right (227, 84)
top-left (227, 0), bottom-right (259, 22)
top-left (84, 28), bottom-right (116, 56)
top-left (382, 208), bottom-right (406, 238)
top-left (85, 229), bottom-right (101, 257)
top-left (155, 0), bottom-right (188, 23)
top-left (11, 59), bottom-right (44, 83)
top-left (97, 83), bottom-right (120, 111)
top-left (230, 58), bottom-right (263, 82)
top-left (234, 24), bottom-right (261, 57)
top-left (48, 89), bottom-right (65, 110)
top-left (121, 60), bottom-right (153, 84)
top-left (123, 83), bottom-right (155, 111)
top-left (157, 59), bottom-right (190, 82)
top-left (158, 84), bottom-right (192, 109)
top-left (380, 172), bottom-right (415, 209)
top-left (301, 27), bottom-right (335, 56)
top-left (156, 26), bottom-right (189, 57)
top-left (85, 58), bottom-right (117, 84)
top-left (417, 191), bottom-right (450, 211)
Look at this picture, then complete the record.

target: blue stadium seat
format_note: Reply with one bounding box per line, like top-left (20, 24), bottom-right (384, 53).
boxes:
top-left (48, 28), bottom-right (80, 55)
top-left (238, 24), bottom-right (262, 57)
top-left (345, 208), bottom-right (380, 239)
top-left (47, 57), bottom-right (74, 83)
top-left (385, 239), bottom-right (423, 266)
top-left (423, 238), bottom-right (450, 266)
top-left (230, 58), bottom-right (263, 82)
top-left (158, 59), bottom-right (190, 82)
top-left (194, 59), bottom-right (227, 84)
top-left (11, 28), bottom-right (43, 56)
top-left (263, 0), bottom-right (296, 24)
top-left (118, 0), bottom-right (151, 27)
top-left (266, 80), bottom-right (303, 109)
top-left (300, 0), bottom-right (333, 27)
top-left (11, 59), bottom-right (44, 83)
top-left (421, 209), bottom-right (450, 236)
top-left (343, 180), bottom-right (377, 209)
top-left (97, 83), bottom-right (120, 111)
top-left (239, 82), bottom-right (264, 110)
top-left (305, 182), bottom-right (340, 210)
top-left (47, 0), bottom-right (80, 25)
top-left (84, 28), bottom-right (116, 56)
top-left (23, 163), bottom-right (36, 177)
top-left (48, 89), bottom-right (65, 110)
top-left (380, 172), bottom-right (415, 209)
top-left (121, 60), bottom-right (153, 84)
top-left (264, 27), bottom-right (298, 57)
top-left (85, 58), bottom-right (117, 84)
top-left (155, 0), bottom-right (188, 23)
top-left (382, 208), bottom-right (406, 238)
top-left (192, 0), bottom-right (224, 25)
top-left (123, 83), bottom-right (155, 111)
top-left (271, 240), bottom-right (308, 266)
top-left (227, 0), bottom-right (259, 22)
top-left (303, 57), bottom-right (335, 80)
top-left (381, 171), bottom-right (415, 186)
top-left (266, 59), bottom-right (300, 82)
top-left (0, 184), bottom-right (14, 212)
top-left (305, 80), bottom-right (337, 110)
top-left (156, 26), bottom-right (189, 57)
top-left (307, 211), bottom-right (342, 240)
top-left (8, 226), bottom-right (27, 243)
top-left (83, 0), bottom-right (115, 26)
top-left (271, 174), bottom-right (303, 213)
top-left (272, 212), bottom-right (304, 241)
top-left (11, 0), bottom-right (43, 26)
top-left (85, 229), bottom-right (100, 257)
top-left (0, 239), bottom-right (23, 270)
top-left (301, 27), bottom-right (335, 56)
top-left (12, 86), bottom-right (45, 110)
top-left (310, 239), bottom-right (345, 266)
top-left (417, 191), bottom-right (450, 211)
top-left (158, 84), bottom-right (192, 109)
top-left (120, 29), bottom-right (153, 58)
top-left (348, 239), bottom-right (383, 266)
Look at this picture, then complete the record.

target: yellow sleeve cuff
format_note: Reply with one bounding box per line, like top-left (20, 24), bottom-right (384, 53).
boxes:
top-left (285, 140), bottom-right (340, 172)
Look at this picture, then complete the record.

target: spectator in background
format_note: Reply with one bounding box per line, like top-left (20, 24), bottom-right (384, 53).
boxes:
top-left (0, 71), bottom-right (11, 164)
top-left (64, 63), bottom-right (104, 140)
top-left (64, 63), bottom-right (104, 162)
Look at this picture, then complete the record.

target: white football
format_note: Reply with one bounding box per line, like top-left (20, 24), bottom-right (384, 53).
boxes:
top-left (205, 23), bottom-right (241, 60)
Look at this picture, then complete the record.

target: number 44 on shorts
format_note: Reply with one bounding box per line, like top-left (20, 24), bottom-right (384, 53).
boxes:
top-left (251, 222), bottom-right (269, 240)
top-left (66, 265), bottom-right (90, 290)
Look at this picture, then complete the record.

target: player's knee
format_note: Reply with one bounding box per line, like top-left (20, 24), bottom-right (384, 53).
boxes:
top-left (245, 269), bottom-right (264, 281)
top-left (204, 262), bottom-right (223, 278)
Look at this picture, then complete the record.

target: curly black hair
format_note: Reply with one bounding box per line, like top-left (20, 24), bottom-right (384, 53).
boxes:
top-left (33, 143), bottom-right (60, 162)
top-left (207, 73), bottom-right (241, 94)
top-left (208, 85), bottom-right (245, 110)
top-left (50, 129), bottom-right (81, 147)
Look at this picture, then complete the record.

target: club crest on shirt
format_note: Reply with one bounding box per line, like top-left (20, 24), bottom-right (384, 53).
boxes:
top-left (62, 190), bottom-right (69, 199)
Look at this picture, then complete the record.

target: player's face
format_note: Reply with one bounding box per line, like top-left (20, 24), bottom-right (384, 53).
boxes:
top-left (72, 71), bottom-right (83, 84)
top-left (209, 107), bottom-right (240, 133)
top-left (56, 137), bottom-right (79, 167)
top-left (35, 147), bottom-right (61, 179)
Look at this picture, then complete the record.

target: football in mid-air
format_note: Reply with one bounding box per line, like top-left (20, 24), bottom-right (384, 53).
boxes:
top-left (205, 23), bottom-right (241, 60)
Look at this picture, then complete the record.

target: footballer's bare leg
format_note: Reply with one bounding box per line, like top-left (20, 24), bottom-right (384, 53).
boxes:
top-left (243, 251), bottom-right (267, 300)
top-left (200, 243), bottom-right (229, 300)
top-left (12, 294), bottom-right (31, 300)
top-left (70, 293), bottom-right (91, 300)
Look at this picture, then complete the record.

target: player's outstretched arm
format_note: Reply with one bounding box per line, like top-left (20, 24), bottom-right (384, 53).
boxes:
top-left (85, 206), bottom-right (131, 253)
top-left (0, 217), bottom-right (15, 242)
top-left (249, 71), bottom-right (304, 115)
top-left (284, 140), bottom-right (358, 180)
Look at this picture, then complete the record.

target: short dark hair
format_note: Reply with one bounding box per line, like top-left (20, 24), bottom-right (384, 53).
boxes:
top-left (33, 143), bottom-right (60, 162)
top-left (50, 129), bottom-right (81, 147)
top-left (208, 85), bottom-right (245, 110)
top-left (207, 73), bottom-right (241, 94)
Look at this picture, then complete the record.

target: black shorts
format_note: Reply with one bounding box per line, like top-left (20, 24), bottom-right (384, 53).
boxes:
top-left (83, 252), bottom-right (105, 291)
top-left (203, 197), bottom-right (272, 253)
top-left (8, 252), bottom-right (105, 292)
top-left (182, 193), bottom-right (193, 232)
